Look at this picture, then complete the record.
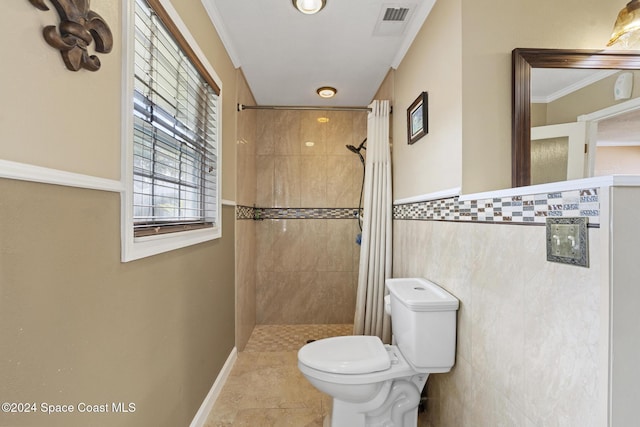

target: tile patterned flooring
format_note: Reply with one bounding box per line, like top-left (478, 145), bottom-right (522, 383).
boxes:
top-left (204, 324), bottom-right (431, 427)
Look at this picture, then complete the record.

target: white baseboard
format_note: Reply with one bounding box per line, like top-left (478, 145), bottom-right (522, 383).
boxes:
top-left (190, 347), bottom-right (238, 427)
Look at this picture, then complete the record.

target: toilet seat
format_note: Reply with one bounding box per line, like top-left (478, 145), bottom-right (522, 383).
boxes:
top-left (297, 336), bottom-right (419, 385)
top-left (298, 336), bottom-right (389, 374)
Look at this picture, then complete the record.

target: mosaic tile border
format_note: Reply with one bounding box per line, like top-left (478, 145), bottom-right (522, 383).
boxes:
top-left (393, 188), bottom-right (600, 226)
top-left (237, 205), bottom-right (360, 220)
top-left (236, 205), bottom-right (255, 220)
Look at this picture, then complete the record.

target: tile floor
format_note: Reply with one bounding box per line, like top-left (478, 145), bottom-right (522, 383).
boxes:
top-left (203, 324), bottom-right (431, 427)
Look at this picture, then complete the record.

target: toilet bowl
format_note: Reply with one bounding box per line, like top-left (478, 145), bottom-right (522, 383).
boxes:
top-left (297, 278), bottom-right (459, 427)
top-left (298, 336), bottom-right (428, 426)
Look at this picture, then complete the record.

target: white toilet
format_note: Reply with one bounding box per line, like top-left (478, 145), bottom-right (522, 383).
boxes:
top-left (297, 278), bottom-right (459, 427)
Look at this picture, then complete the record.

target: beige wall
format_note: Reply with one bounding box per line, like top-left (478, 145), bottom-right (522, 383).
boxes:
top-left (392, 0), bottom-right (463, 200)
top-left (390, 0), bottom-right (609, 196)
top-left (255, 110), bottom-right (365, 324)
top-left (0, 1), bottom-right (237, 426)
top-left (460, 0), bottom-right (621, 194)
top-left (0, 181), bottom-right (236, 427)
top-left (0, 2), bottom-right (121, 179)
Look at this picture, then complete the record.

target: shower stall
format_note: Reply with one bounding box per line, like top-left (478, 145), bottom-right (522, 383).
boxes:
top-left (236, 106), bottom-right (367, 345)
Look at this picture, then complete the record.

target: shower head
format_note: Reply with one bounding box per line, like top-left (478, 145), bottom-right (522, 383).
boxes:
top-left (346, 138), bottom-right (366, 165)
top-left (346, 144), bottom-right (360, 154)
top-left (346, 138), bottom-right (367, 154)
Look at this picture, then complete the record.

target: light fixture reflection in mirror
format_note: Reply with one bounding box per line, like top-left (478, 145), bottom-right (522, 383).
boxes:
top-left (511, 48), bottom-right (640, 187)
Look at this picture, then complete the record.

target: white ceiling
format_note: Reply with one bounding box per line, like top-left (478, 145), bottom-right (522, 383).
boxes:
top-left (201, 0), bottom-right (436, 107)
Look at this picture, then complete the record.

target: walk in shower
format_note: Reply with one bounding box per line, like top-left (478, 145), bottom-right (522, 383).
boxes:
top-left (235, 105), bottom-right (368, 342)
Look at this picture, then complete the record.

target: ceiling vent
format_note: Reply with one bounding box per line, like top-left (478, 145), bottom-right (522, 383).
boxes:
top-left (374, 4), bottom-right (415, 37)
top-left (383, 7), bottom-right (409, 22)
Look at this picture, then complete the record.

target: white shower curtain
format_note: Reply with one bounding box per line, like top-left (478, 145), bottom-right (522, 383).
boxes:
top-left (353, 100), bottom-right (392, 343)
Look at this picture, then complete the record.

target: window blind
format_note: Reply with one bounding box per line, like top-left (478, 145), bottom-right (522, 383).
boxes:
top-left (132, 0), bottom-right (219, 237)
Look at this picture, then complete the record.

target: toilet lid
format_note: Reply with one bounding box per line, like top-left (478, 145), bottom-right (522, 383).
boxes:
top-left (298, 335), bottom-right (390, 374)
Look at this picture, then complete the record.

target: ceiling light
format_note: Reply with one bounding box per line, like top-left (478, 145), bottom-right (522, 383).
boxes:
top-left (317, 86), bottom-right (337, 98)
top-left (317, 117), bottom-right (330, 123)
top-left (292, 0), bottom-right (326, 15)
top-left (608, 0), bottom-right (640, 48)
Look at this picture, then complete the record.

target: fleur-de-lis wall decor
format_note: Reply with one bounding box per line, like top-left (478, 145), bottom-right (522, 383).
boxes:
top-left (29, 0), bottom-right (113, 71)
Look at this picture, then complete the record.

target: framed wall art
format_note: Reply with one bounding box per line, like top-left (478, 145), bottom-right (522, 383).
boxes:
top-left (407, 91), bottom-right (428, 144)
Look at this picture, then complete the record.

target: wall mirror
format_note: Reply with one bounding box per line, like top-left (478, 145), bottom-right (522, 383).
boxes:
top-left (512, 48), bottom-right (640, 187)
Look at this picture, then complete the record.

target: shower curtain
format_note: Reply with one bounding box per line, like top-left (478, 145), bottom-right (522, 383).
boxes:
top-left (353, 100), bottom-right (392, 343)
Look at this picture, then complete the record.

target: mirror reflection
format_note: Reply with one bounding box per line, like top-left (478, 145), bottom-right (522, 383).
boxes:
top-left (530, 68), bottom-right (640, 184)
top-left (511, 48), bottom-right (640, 187)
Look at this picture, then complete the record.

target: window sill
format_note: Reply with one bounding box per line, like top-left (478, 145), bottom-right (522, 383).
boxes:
top-left (121, 225), bottom-right (221, 262)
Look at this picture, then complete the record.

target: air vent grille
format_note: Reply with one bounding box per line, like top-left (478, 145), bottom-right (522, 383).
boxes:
top-left (383, 7), bottom-right (409, 22)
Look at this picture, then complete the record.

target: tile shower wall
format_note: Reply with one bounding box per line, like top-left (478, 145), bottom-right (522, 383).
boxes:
top-left (393, 196), bottom-right (603, 426)
top-left (252, 109), bottom-right (366, 324)
top-left (235, 73), bottom-right (257, 351)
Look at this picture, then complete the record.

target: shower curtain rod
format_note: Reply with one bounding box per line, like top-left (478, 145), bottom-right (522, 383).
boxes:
top-left (237, 103), bottom-right (372, 112)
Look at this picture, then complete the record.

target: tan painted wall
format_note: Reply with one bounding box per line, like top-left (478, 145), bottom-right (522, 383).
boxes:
top-left (0, 1), bottom-right (237, 426)
top-left (460, 0), bottom-right (622, 193)
top-left (0, 181), bottom-right (236, 427)
top-left (0, 2), bottom-right (122, 179)
top-left (393, 0), bottom-right (623, 198)
top-left (392, 0), bottom-right (463, 200)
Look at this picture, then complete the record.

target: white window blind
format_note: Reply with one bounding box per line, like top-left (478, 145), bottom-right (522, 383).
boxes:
top-left (132, 0), bottom-right (219, 237)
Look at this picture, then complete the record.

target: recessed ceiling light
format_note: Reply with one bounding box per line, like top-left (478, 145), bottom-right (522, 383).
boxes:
top-left (317, 117), bottom-right (330, 123)
top-left (317, 86), bottom-right (337, 98)
top-left (292, 0), bottom-right (326, 14)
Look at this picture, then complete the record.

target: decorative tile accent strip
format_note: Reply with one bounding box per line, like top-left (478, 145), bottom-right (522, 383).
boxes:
top-left (236, 205), bottom-right (360, 220)
top-left (394, 188), bottom-right (600, 226)
top-left (257, 207), bottom-right (360, 220)
top-left (236, 205), bottom-right (255, 220)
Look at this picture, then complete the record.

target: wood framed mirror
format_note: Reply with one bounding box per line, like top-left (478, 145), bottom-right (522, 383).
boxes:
top-left (511, 48), bottom-right (640, 187)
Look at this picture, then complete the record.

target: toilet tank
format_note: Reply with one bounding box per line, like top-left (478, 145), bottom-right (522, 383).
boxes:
top-left (386, 278), bottom-right (459, 372)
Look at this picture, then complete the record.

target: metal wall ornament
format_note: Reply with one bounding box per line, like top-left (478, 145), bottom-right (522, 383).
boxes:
top-left (29, 0), bottom-right (113, 72)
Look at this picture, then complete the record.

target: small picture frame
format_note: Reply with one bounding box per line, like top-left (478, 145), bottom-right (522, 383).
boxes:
top-left (407, 92), bottom-right (428, 144)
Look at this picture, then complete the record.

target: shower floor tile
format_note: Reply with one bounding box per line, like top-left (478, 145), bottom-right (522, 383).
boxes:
top-left (243, 324), bottom-right (353, 352)
top-left (204, 324), bottom-right (432, 427)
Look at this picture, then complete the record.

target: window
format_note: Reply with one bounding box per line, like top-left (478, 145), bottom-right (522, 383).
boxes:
top-left (122, 0), bottom-right (222, 261)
